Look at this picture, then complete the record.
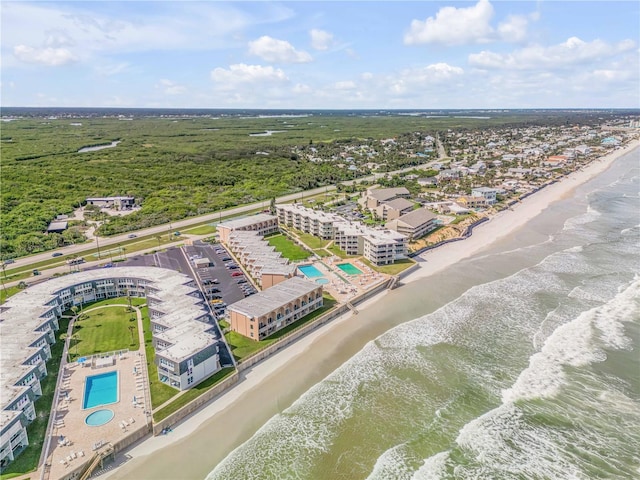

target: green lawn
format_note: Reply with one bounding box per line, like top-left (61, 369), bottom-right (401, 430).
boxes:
top-left (0, 285), bottom-right (21, 304)
top-left (327, 244), bottom-right (357, 259)
top-left (266, 234), bottom-right (310, 261)
top-left (361, 257), bottom-right (416, 275)
top-left (141, 307), bottom-right (179, 408)
top-left (297, 232), bottom-right (331, 249)
top-left (153, 367), bottom-right (236, 423)
top-left (313, 249), bottom-right (331, 258)
top-left (68, 305), bottom-right (140, 361)
top-left (182, 224), bottom-right (217, 235)
top-left (0, 319), bottom-right (69, 479)
top-left (226, 294), bottom-right (337, 362)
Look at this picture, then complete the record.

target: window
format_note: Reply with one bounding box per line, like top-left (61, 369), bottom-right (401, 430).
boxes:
top-left (187, 376), bottom-right (194, 385)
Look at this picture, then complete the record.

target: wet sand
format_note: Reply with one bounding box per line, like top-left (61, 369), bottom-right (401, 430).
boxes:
top-left (99, 140), bottom-right (639, 480)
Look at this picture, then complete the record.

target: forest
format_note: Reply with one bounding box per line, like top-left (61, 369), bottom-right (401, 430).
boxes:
top-left (1, 109), bottom-right (623, 259)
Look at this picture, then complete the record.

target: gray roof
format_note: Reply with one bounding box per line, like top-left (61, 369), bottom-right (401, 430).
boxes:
top-left (47, 221), bottom-right (68, 231)
top-left (228, 276), bottom-right (320, 318)
top-left (218, 213), bottom-right (277, 230)
top-left (384, 198), bottom-right (414, 211)
top-left (392, 208), bottom-right (437, 228)
top-left (368, 187), bottom-right (410, 201)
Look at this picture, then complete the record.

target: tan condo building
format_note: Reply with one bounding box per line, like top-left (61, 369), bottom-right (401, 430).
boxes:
top-left (227, 277), bottom-right (323, 340)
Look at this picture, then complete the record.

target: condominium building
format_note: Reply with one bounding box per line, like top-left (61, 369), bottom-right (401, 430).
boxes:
top-left (373, 197), bottom-right (415, 221)
top-left (228, 277), bottom-right (323, 340)
top-left (276, 204), bottom-right (341, 239)
top-left (385, 208), bottom-right (438, 241)
top-left (217, 213), bottom-right (279, 244)
top-left (360, 186), bottom-right (410, 209)
top-left (333, 221), bottom-right (407, 265)
top-left (225, 230), bottom-right (296, 288)
top-left (0, 267), bottom-right (220, 468)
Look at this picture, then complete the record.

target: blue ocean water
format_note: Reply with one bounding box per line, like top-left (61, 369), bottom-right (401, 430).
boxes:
top-left (208, 151), bottom-right (640, 480)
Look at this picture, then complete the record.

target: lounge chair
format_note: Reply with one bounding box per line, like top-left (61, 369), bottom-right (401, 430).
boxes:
top-left (60, 459), bottom-right (67, 467)
top-left (66, 455), bottom-right (72, 462)
top-left (129, 417), bottom-right (135, 424)
top-left (78, 450), bottom-right (85, 457)
top-left (70, 451), bottom-right (76, 459)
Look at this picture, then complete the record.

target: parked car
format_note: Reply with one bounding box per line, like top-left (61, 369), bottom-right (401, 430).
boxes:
top-left (221, 256), bottom-right (231, 261)
top-left (128, 234), bottom-right (137, 238)
top-left (236, 279), bottom-right (247, 284)
top-left (52, 252), bottom-right (63, 257)
top-left (231, 272), bottom-right (243, 277)
top-left (3, 259), bottom-right (15, 264)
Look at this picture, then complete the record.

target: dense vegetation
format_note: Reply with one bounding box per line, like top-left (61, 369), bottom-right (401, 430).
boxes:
top-left (1, 109), bottom-right (628, 259)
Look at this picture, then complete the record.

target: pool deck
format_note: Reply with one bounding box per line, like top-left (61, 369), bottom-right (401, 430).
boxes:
top-left (304, 257), bottom-right (388, 303)
top-left (45, 306), bottom-right (152, 480)
top-left (46, 355), bottom-right (149, 479)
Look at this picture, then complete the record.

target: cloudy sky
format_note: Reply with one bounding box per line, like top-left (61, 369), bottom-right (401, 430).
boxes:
top-left (2, 1), bottom-right (638, 109)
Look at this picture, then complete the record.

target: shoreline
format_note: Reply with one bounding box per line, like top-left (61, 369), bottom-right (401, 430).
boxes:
top-left (99, 140), bottom-right (638, 480)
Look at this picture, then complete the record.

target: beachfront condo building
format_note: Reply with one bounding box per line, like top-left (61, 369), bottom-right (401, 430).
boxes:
top-left (228, 277), bottom-right (323, 340)
top-left (217, 213), bottom-right (279, 244)
top-left (333, 221), bottom-right (408, 265)
top-left (385, 208), bottom-right (439, 241)
top-left (0, 267), bottom-right (221, 467)
top-left (276, 204), bottom-right (408, 266)
top-left (276, 204), bottom-right (341, 239)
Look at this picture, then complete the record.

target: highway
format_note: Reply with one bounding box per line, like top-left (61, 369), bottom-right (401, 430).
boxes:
top-left (4, 159), bottom-right (438, 276)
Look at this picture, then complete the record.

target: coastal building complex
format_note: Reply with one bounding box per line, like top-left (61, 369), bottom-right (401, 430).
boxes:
top-left (276, 204), bottom-right (408, 265)
top-left (0, 267), bottom-right (220, 468)
top-left (276, 204), bottom-right (340, 239)
top-left (385, 208), bottom-right (438, 241)
top-left (217, 213), bottom-right (278, 244)
top-left (227, 276), bottom-right (323, 340)
top-left (225, 230), bottom-right (296, 288)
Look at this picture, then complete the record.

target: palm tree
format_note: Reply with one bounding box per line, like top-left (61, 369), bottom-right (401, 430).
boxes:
top-left (128, 325), bottom-right (135, 344)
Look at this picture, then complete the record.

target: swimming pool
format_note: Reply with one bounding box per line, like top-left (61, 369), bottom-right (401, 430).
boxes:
top-left (336, 263), bottom-right (363, 275)
top-left (298, 265), bottom-right (323, 278)
top-left (83, 371), bottom-right (119, 409)
top-left (85, 409), bottom-right (114, 426)
top-left (315, 278), bottom-right (330, 285)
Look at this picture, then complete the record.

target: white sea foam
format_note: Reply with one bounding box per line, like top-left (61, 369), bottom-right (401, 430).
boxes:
top-left (366, 443), bottom-right (414, 480)
top-left (502, 279), bottom-right (638, 404)
top-left (411, 451), bottom-right (449, 480)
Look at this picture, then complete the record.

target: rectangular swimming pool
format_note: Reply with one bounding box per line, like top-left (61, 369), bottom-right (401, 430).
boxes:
top-left (83, 371), bottom-right (119, 409)
top-left (298, 264), bottom-right (324, 278)
top-left (336, 263), bottom-right (363, 275)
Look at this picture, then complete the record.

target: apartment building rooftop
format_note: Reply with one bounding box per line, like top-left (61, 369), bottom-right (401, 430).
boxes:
top-left (228, 276), bottom-right (319, 319)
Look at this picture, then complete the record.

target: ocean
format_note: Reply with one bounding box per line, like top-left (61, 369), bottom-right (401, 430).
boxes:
top-left (207, 150), bottom-right (640, 480)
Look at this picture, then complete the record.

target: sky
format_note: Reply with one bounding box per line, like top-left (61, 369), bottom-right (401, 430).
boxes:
top-left (1, 1), bottom-right (639, 109)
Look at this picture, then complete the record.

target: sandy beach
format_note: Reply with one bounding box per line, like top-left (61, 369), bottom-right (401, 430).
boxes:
top-left (99, 139), bottom-right (639, 480)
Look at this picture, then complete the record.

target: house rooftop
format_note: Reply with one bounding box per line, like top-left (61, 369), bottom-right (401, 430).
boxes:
top-left (394, 208), bottom-right (437, 228)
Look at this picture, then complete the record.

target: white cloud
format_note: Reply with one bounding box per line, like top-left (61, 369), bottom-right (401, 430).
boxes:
top-left (334, 80), bottom-right (357, 90)
top-left (469, 37), bottom-right (637, 70)
top-left (292, 83), bottom-right (312, 94)
top-left (13, 45), bottom-right (77, 66)
top-left (310, 29), bottom-right (334, 51)
top-left (388, 63), bottom-right (464, 94)
top-left (404, 0), bottom-right (494, 46)
top-left (210, 63), bottom-right (288, 84)
top-left (94, 62), bottom-right (130, 77)
top-left (158, 79), bottom-right (187, 95)
top-left (497, 14), bottom-right (529, 43)
top-left (248, 36), bottom-right (312, 63)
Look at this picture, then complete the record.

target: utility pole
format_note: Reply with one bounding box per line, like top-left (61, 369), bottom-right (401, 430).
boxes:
top-left (95, 235), bottom-right (102, 260)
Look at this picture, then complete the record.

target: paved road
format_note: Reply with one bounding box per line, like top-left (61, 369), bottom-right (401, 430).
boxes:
top-left (5, 159), bottom-right (437, 274)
